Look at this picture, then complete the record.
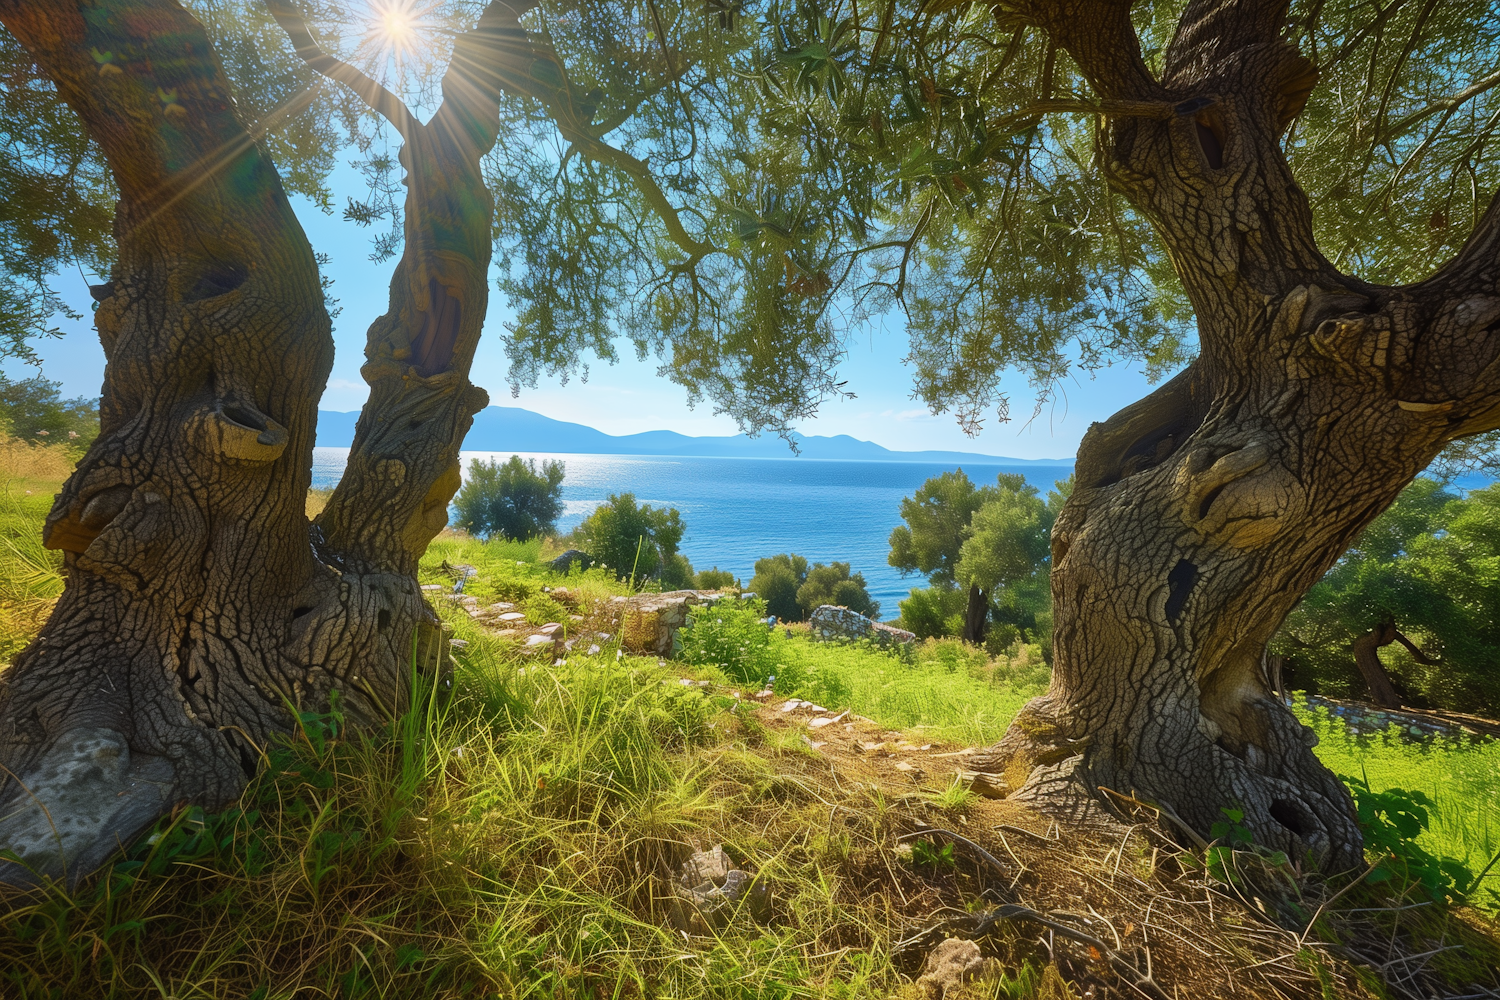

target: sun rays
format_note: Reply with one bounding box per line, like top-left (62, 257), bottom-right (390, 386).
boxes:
top-left (354, 0), bottom-right (450, 101)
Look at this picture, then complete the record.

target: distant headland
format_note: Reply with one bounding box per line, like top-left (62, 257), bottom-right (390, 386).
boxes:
top-left (314, 406), bottom-right (1075, 466)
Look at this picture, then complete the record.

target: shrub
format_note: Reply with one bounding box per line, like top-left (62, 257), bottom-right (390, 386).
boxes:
top-left (0, 375), bottom-right (98, 450)
top-left (575, 493), bottom-right (685, 586)
top-left (692, 567), bottom-right (739, 590)
top-left (1344, 774), bottom-right (1476, 902)
top-left (453, 455), bottom-right (565, 541)
top-left (660, 552), bottom-right (695, 590)
top-left (797, 561), bottom-right (879, 620)
top-left (748, 553), bottom-right (808, 622)
top-left (523, 592), bottom-right (567, 627)
top-left (983, 622), bottom-right (1021, 657)
top-left (679, 597), bottom-right (785, 690)
top-left (898, 584), bottom-right (967, 639)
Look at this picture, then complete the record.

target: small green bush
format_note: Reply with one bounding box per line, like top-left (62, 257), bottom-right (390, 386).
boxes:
top-left (897, 584), bottom-right (966, 639)
top-left (453, 455), bottom-right (565, 541)
top-left (661, 551), bottom-right (695, 590)
top-left (523, 592), bottom-right (567, 626)
top-left (575, 493), bottom-right (686, 587)
top-left (1344, 774), bottom-right (1476, 902)
top-left (692, 567), bottom-right (739, 590)
top-left (748, 553), bottom-right (807, 622)
top-left (984, 622), bottom-right (1021, 656)
top-left (797, 561), bottom-right (879, 620)
top-left (679, 597), bottom-right (786, 690)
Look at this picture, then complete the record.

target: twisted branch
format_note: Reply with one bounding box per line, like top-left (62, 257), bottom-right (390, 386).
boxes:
top-left (264, 0), bottom-right (419, 139)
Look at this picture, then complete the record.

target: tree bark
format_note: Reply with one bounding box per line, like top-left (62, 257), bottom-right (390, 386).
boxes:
top-left (971, 0), bottom-right (1500, 869)
top-left (962, 584), bottom-right (988, 645)
top-left (0, 0), bottom-right (524, 884)
top-left (1351, 624), bottom-right (1403, 709)
top-left (1264, 654), bottom-right (1286, 703)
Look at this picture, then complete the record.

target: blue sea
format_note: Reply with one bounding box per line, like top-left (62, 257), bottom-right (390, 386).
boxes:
top-left (312, 449), bottom-right (1074, 615)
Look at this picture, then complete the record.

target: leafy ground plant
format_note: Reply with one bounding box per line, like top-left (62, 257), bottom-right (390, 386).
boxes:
top-left (1343, 774), bottom-right (1491, 904)
top-left (1296, 698), bottom-right (1500, 911)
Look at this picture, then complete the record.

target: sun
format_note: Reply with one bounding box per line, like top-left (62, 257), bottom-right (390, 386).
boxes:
top-left (350, 0), bottom-right (452, 102)
top-left (369, 0), bottom-right (422, 54)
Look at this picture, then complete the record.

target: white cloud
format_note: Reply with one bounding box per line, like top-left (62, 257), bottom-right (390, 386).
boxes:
top-left (879, 408), bottom-right (935, 422)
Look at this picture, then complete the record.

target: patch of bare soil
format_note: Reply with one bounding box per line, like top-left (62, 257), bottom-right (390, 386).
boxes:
top-left (747, 697), bottom-right (1500, 1000)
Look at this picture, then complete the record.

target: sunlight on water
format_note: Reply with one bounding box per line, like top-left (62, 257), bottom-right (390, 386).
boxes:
top-left (312, 449), bottom-right (1073, 613)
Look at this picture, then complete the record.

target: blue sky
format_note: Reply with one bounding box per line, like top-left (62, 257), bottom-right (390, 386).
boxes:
top-left (16, 160), bottom-right (1173, 461)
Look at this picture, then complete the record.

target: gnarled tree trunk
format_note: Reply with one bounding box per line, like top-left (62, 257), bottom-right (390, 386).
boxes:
top-left (972, 0), bottom-right (1500, 869)
top-left (1351, 623), bottom-right (1403, 709)
top-left (0, 0), bottom-right (526, 884)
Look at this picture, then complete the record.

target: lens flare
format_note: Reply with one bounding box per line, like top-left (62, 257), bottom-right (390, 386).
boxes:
top-left (368, 0), bottom-right (427, 56)
top-left (378, 4), bottom-right (414, 45)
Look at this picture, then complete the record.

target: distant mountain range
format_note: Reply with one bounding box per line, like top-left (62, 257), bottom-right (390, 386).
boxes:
top-left (314, 406), bottom-right (1075, 466)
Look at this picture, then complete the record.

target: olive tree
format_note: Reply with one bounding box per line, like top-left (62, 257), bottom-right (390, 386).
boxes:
top-left (0, 0), bottom-right (534, 882)
top-left (888, 469), bottom-right (996, 642)
top-left (748, 553), bottom-right (809, 622)
top-left (954, 475), bottom-right (1049, 646)
top-left (6, 0), bottom-right (1500, 879)
top-left (453, 454), bottom-right (566, 540)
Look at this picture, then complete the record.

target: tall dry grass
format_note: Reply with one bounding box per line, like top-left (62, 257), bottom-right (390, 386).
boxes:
top-left (0, 436), bottom-right (77, 481)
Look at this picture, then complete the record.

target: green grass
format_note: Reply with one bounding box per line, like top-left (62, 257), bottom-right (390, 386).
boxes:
top-left (675, 598), bottom-right (1048, 745)
top-left (0, 479), bottom-right (64, 662)
top-left (0, 515), bottom-right (1497, 995)
top-left (0, 629), bottom-right (927, 996)
top-left (778, 636), bottom-right (1049, 746)
top-left (1296, 698), bottom-right (1500, 910)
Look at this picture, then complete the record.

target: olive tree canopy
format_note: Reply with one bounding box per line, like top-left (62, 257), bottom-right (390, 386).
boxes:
top-left (4, 0), bottom-right (1500, 878)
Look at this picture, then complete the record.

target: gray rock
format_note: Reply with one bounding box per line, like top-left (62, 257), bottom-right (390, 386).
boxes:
top-left (618, 590), bottom-right (733, 657)
top-left (549, 549), bottom-right (594, 574)
top-left (808, 605), bottom-right (915, 647)
top-left (681, 844), bottom-right (733, 887)
top-left (668, 845), bottom-right (771, 933)
top-left (917, 938), bottom-right (1000, 999)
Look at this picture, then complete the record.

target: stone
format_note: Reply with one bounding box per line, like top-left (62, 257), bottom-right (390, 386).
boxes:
top-left (917, 938), bottom-right (1000, 999)
top-left (807, 605), bottom-right (915, 647)
top-left (498, 612), bottom-right (526, 622)
top-left (668, 845), bottom-right (771, 934)
top-left (525, 634), bottom-right (553, 647)
top-left (617, 590), bottom-right (734, 657)
top-left (0, 727), bottom-right (175, 885)
top-left (538, 622), bottom-right (562, 634)
top-left (681, 845), bottom-right (733, 886)
top-left (549, 549), bottom-right (594, 573)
